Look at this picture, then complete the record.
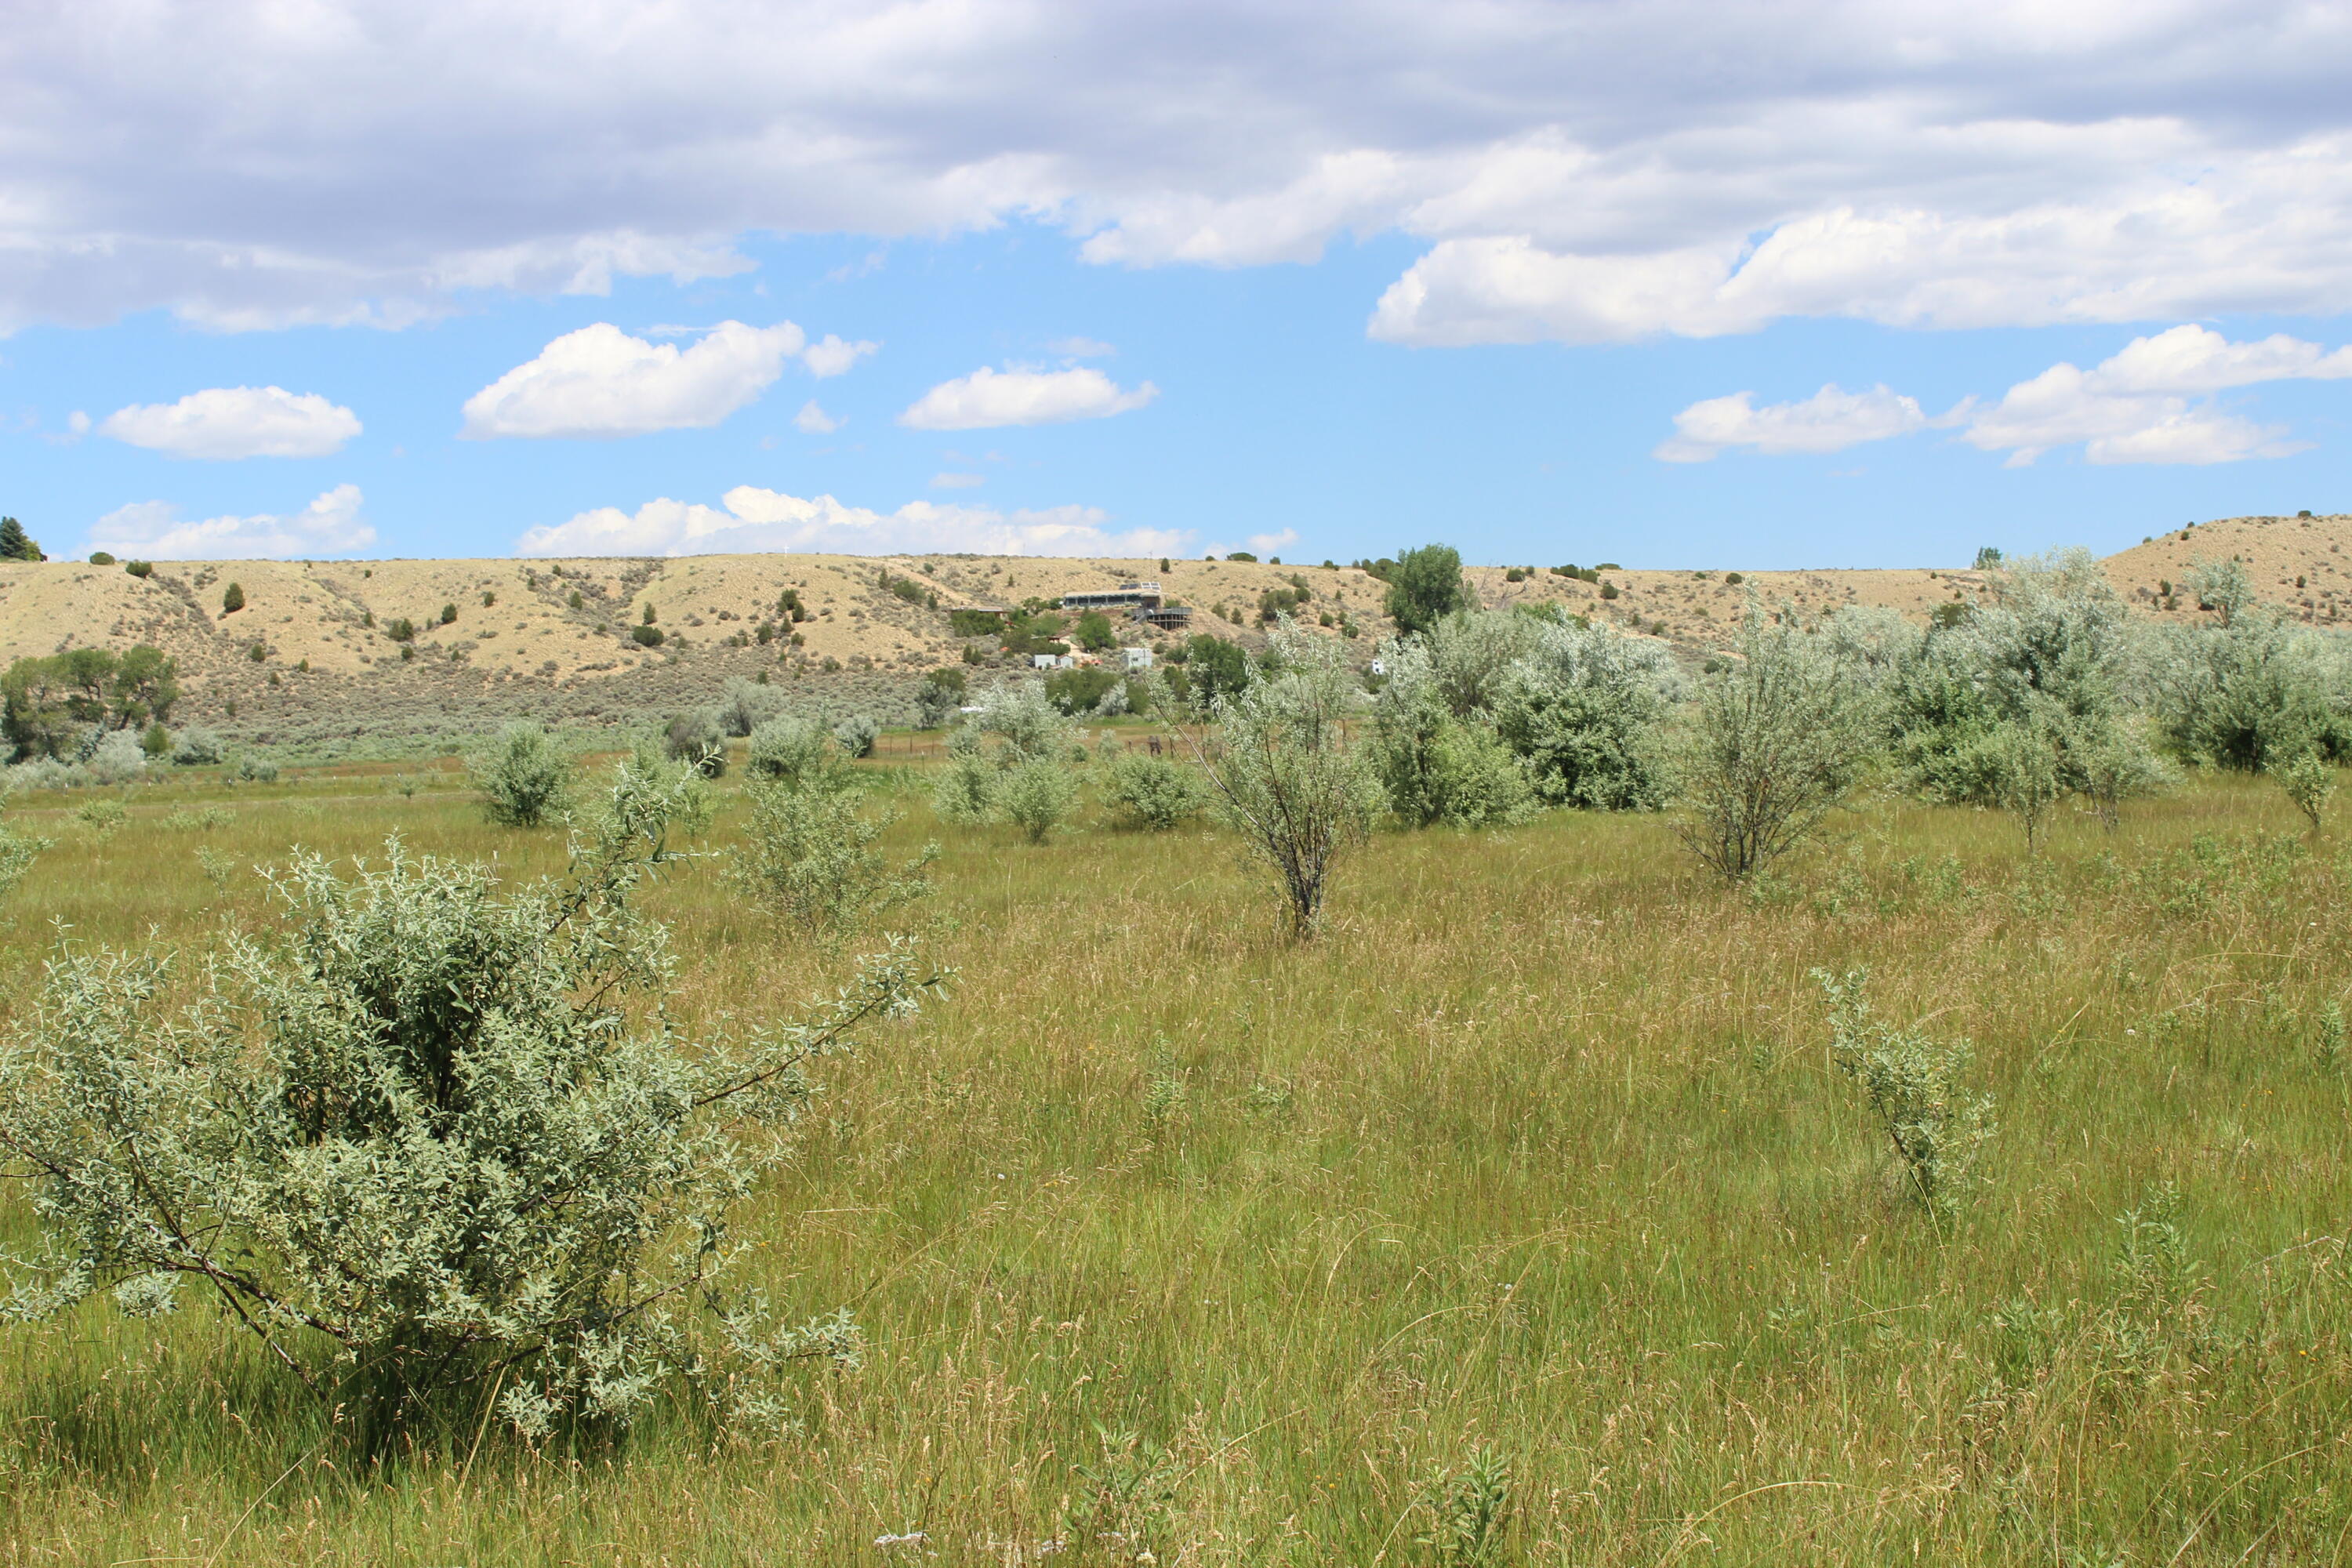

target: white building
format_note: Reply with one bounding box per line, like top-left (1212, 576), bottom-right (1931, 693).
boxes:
top-left (1122, 646), bottom-right (1154, 671)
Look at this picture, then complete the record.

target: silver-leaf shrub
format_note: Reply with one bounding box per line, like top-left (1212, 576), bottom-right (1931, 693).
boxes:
top-left (0, 757), bottom-right (941, 1457)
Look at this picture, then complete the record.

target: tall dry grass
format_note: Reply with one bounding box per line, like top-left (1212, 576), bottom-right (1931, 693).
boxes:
top-left (0, 754), bottom-right (2347, 1563)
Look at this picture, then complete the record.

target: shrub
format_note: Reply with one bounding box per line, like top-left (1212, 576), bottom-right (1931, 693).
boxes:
top-left (1890, 550), bottom-right (2160, 830)
top-left (716, 675), bottom-right (792, 737)
top-left (730, 776), bottom-right (936, 947)
top-left (1073, 610), bottom-right (1116, 651)
top-left (247, 641), bottom-right (267, 662)
top-left (1490, 618), bottom-right (1679, 811)
top-left (0, 760), bottom-right (936, 1457)
top-left (1182, 636), bottom-right (1252, 702)
top-left (1174, 623), bottom-right (1378, 935)
top-left (949, 608), bottom-right (1001, 637)
top-left (468, 720), bottom-right (575, 827)
top-left (170, 726), bottom-right (224, 765)
top-left (234, 753), bottom-right (280, 784)
top-left (998, 757), bottom-right (1079, 843)
top-left (87, 551), bottom-right (115, 565)
top-left (2150, 604), bottom-right (2346, 771)
top-left (630, 624), bottom-right (664, 648)
top-left (2277, 746), bottom-right (2338, 830)
top-left (931, 726), bottom-right (998, 823)
top-left (0, 809), bottom-right (49, 904)
top-left (385, 617), bottom-right (417, 642)
top-left (221, 582), bottom-right (245, 614)
top-left (1367, 639), bottom-right (1534, 829)
top-left (1384, 544), bottom-right (1468, 635)
top-left (746, 717), bottom-right (840, 786)
top-left (1045, 665), bottom-right (1121, 715)
top-left (437, 603), bottom-right (456, 625)
top-left (139, 721), bottom-right (171, 758)
top-left (124, 561), bottom-right (153, 578)
top-left (915, 668), bottom-right (967, 728)
top-left (1103, 750), bottom-right (1207, 830)
top-left (83, 729), bottom-right (147, 786)
top-left (663, 710), bottom-right (727, 776)
top-left (1674, 603), bottom-right (1878, 882)
top-left (1816, 968), bottom-right (1995, 1222)
top-left (833, 713), bottom-right (880, 759)
top-left (74, 797), bottom-right (127, 835)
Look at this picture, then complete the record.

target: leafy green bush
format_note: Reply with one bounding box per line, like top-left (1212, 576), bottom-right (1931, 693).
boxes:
top-left (746, 717), bottom-right (840, 786)
top-left (123, 560), bottom-right (153, 579)
top-left (717, 676), bottom-right (791, 737)
top-left (221, 581), bottom-right (244, 614)
top-left (0, 760), bottom-right (937, 1456)
top-left (1045, 665), bottom-right (1121, 714)
top-left (915, 667), bottom-right (967, 728)
top-left (467, 720), bottom-right (575, 827)
top-left (1103, 750), bottom-right (1207, 830)
top-left (833, 713), bottom-right (880, 758)
top-left (730, 776), bottom-right (936, 947)
top-left (1367, 639), bottom-right (1534, 829)
top-left (630, 624), bottom-right (665, 648)
top-left (87, 551), bottom-right (115, 565)
top-left (169, 726), bottom-right (223, 766)
top-left (949, 608), bottom-right (1000, 637)
top-left (385, 617), bottom-right (417, 642)
top-left (1490, 618), bottom-right (1678, 811)
top-left (998, 757), bottom-right (1079, 842)
top-left (931, 726), bottom-right (997, 822)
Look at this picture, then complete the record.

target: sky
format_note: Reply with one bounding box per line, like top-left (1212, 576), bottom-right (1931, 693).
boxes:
top-left (5, 1), bottom-right (2352, 570)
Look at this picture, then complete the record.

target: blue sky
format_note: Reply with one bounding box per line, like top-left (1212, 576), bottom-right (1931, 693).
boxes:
top-left (5, 2), bottom-right (2352, 569)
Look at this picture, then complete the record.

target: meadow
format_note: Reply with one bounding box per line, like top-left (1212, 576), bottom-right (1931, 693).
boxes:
top-left (0, 749), bottom-right (2347, 1565)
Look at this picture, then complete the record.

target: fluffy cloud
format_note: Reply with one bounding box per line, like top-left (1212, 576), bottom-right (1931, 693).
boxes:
top-left (20, 4), bottom-right (2352, 338)
top-left (793, 399), bottom-right (843, 434)
top-left (1962, 325), bottom-right (2343, 465)
top-left (1662, 325), bottom-right (2340, 467)
top-left (515, 485), bottom-right (1185, 559)
top-left (800, 334), bottom-right (879, 378)
top-left (85, 483), bottom-right (372, 558)
top-left (98, 386), bottom-right (360, 459)
top-left (462, 321), bottom-right (810, 440)
top-left (1655, 384), bottom-right (1926, 463)
top-left (898, 366), bottom-right (1157, 430)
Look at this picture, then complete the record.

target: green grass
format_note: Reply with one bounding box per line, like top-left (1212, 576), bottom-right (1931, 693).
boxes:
top-left (2, 761), bottom-right (2350, 1563)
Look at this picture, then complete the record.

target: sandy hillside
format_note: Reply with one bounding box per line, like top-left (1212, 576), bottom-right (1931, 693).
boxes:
top-left (2, 515), bottom-right (2345, 743)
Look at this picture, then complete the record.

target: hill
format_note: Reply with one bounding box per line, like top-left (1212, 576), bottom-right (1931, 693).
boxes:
top-left (2, 513), bottom-right (2346, 750)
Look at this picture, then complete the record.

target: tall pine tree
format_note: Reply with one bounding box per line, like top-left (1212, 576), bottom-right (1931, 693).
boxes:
top-left (0, 517), bottom-right (42, 562)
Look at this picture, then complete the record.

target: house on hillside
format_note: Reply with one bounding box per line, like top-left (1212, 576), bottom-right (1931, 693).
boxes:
top-left (1058, 580), bottom-right (1193, 632)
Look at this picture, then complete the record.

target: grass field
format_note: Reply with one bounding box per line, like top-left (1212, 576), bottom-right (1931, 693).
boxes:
top-left (2, 751), bottom-right (2349, 1564)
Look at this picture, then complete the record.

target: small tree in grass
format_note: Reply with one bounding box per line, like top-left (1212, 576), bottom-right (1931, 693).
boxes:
top-left (732, 775), bottom-right (936, 946)
top-left (467, 719), bottom-right (575, 826)
top-left (1164, 619), bottom-right (1378, 937)
top-left (833, 713), bottom-right (880, 759)
top-left (998, 754), bottom-right (1080, 842)
top-left (1673, 603), bottom-right (1878, 883)
top-left (0, 757), bottom-right (940, 1458)
top-left (1815, 968), bottom-right (1994, 1224)
top-left (2276, 744), bottom-right (2338, 830)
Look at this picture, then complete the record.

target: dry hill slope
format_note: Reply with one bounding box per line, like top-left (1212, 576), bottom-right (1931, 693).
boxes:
top-left (2, 514), bottom-right (2345, 748)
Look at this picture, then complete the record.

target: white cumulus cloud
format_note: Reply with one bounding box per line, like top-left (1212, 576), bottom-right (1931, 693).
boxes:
top-left (1655, 383), bottom-right (1926, 463)
top-left (514, 485), bottom-right (1186, 559)
top-left (85, 484), bottom-right (372, 559)
top-left (898, 366), bottom-right (1158, 430)
top-left (1962, 325), bottom-right (2342, 465)
top-left (98, 386), bottom-right (360, 459)
top-left (461, 321), bottom-right (808, 440)
top-left (794, 399), bottom-right (844, 434)
top-left (800, 334), bottom-right (878, 378)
